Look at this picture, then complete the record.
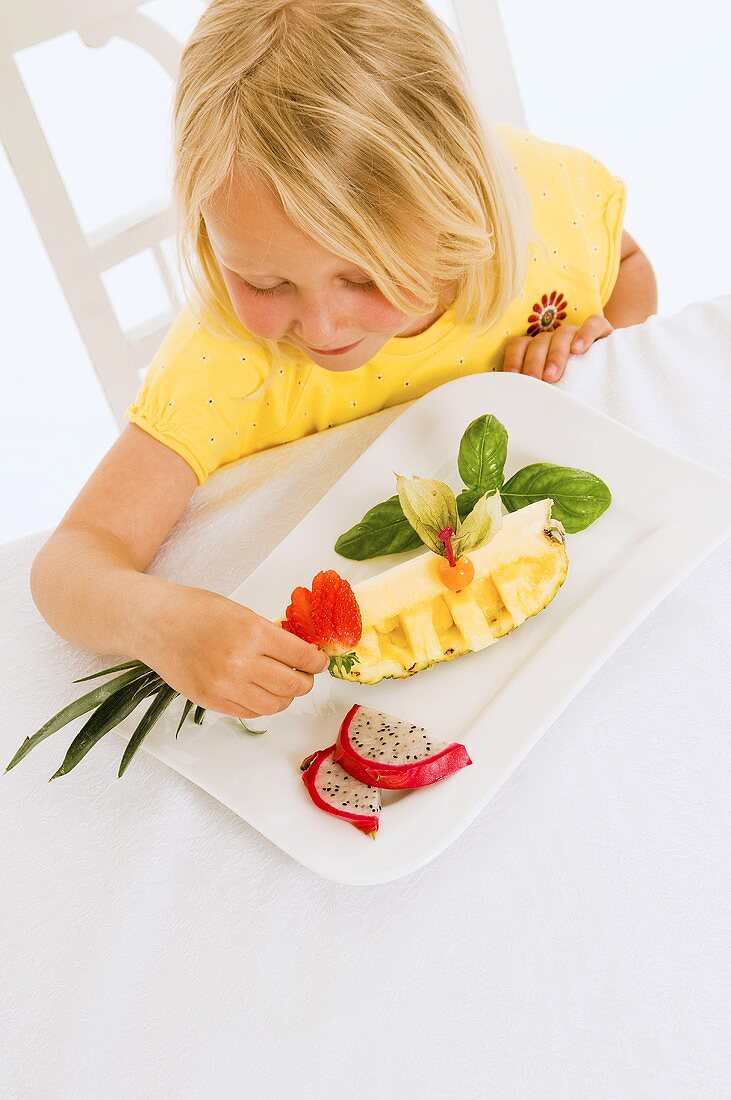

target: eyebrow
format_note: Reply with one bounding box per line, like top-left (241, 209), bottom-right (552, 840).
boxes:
top-left (222, 261), bottom-right (369, 281)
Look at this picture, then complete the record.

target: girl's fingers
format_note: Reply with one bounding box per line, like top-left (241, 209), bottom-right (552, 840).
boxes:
top-left (263, 623), bottom-right (329, 673)
top-left (226, 682), bottom-right (292, 717)
top-left (521, 332), bottom-right (554, 379)
top-left (571, 313), bottom-right (613, 352)
top-left (256, 656), bottom-right (316, 699)
top-left (502, 336), bottom-right (532, 373)
top-left (543, 326), bottom-right (580, 382)
top-left (503, 314), bottom-right (613, 383)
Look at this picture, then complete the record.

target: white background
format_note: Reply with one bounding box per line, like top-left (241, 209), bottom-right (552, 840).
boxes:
top-left (2, 0), bottom-right (730, 543)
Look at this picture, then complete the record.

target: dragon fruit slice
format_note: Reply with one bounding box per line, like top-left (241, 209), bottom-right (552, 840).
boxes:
top-left (333, 704), bottom-right (472, 790)
top-left (300, 745), bottom-right (381, 839)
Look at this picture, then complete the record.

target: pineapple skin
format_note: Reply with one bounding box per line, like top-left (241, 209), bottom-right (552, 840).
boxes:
top-left (331, 499), bottom-right (568, 685)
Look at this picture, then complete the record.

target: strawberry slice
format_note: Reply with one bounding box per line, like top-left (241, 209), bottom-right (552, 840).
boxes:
top-left (332, 575), bottom-right (362, 648)
top-left (282, 586), bottom-right (318, 645)
top-left (311, 570), bottom-right (341, 648)
top-left (311, 570), bottom-right (362, 651)
top-left (281, 571), bottom-right (362, 660)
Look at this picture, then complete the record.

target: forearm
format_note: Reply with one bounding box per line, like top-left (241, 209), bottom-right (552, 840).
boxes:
top-left (603, 248), bottom-right (658, 328)
top-left (30, 526), bottom-right (174, 661)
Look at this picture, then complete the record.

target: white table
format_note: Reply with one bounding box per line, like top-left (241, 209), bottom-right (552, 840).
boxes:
top-left (2, 298), bottom-right (729, 1099)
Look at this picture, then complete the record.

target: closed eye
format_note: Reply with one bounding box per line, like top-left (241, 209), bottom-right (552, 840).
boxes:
top-left (241, 278), bottom-right (377, 297)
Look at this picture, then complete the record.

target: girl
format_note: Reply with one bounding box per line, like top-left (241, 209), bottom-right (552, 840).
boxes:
top-left (30, 0), bottom-right (656, 723)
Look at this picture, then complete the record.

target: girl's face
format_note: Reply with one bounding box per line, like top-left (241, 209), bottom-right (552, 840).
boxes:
top-left (204, 171), bottom-right (447, 371)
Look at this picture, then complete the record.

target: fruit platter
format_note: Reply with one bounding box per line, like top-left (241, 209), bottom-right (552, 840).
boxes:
top-left (9, 373), bottom-right (731, 884)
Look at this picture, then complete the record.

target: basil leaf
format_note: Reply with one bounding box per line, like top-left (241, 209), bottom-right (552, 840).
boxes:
top-left (334, 495), bottom-right (422, 560)
top-left (456, 487), bottom-right (482, 520)
top-left (501, 463), bottom-right (611, 532)
top-left (457, 415), bottom-right (508, 493)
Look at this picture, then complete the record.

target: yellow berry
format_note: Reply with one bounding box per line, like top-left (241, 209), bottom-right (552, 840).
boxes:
top-left (437, 555), bottom-right (475, 592)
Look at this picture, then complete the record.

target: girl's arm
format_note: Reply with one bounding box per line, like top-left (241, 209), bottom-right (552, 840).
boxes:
top-left (603, 229), bottom-right (658, 328)
top-left (30, 425), bottom-right (199, 659)
top-left (30, 425), bottom-right (327, 719)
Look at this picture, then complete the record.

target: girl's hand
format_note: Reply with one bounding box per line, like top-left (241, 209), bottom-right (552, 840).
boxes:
top-left (502, 315), bottom-right (614, 383)
top-left (138, 583), bottom-right (329, 719)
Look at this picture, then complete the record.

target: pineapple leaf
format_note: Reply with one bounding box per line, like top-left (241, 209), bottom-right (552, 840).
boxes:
top-left (49, 672), bottom-right (160, 780)
top-left (73, 659), bottom-right (148, 684)
top-left (5, 666), bottom-right (151, 774)
top-left (118, 685), bottom-right (179, 777)
top-left (193, 706), bottom-right (206, 726)
top-left (175, 699), bottom-right (194, 740)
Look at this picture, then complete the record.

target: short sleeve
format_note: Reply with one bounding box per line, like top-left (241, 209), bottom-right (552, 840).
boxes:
top-left (579, 145), bottom-right (627, 305)
top-left (125, 306), bottom-right (271, 484)
top-left (497, 123), bottom-right (627, 308)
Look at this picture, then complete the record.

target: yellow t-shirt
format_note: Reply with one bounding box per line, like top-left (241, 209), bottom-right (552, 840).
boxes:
top-left (126, 124), bottom-right (626, 485)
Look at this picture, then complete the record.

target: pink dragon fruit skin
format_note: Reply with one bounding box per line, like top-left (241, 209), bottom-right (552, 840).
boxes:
top-left (333, 704), bottom-right (472, 790)
top-left (300, 745), bottom-right (381, 838)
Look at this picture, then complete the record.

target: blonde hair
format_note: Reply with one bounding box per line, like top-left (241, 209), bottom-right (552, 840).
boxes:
top-left (172, 0), bottom-right (531, 367)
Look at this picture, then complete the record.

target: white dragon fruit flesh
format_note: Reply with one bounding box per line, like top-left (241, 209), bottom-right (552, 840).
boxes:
top-left (300, 745), bottom-right (381, 838)
top-left (333, 704), bottom-right (471, 790)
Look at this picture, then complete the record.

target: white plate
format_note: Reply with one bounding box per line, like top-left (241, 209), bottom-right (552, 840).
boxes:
top-left (127, 373), bottom-right (731, 884)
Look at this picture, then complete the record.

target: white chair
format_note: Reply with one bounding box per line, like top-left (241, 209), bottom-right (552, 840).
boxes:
top-left (0, 0), bottom-right (525, 429)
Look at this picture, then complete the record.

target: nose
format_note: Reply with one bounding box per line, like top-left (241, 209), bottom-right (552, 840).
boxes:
top-left (291, 295), bottom-right (348, 348)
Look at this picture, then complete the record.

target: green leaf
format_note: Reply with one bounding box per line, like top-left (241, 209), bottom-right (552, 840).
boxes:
top-left (456, 487), bottom-right (482, 520)
top-left (328, 652), bottom-right (359, 678)
top-left (501, 463), bottom-right (612, 532)
top-left (334, 495), bottom-right (422, 560)
top-left (72, 659), bottom-right (147, 684)
top-left (193, 706), bottom-right (206, 726)
top-left (395, 474), bottom-right (459, 555)
top-left (457, 415), bottom-right (508, 493)
top-left (452, 490), bottom-right (504, 558)
top-left (175, 699), bottom-right (194, 740)
top-left (5, 666), bottom-right (151, 773)
top-left (237, 718), bottom-right (268, 735)
top-left (49, 672), bottom-right (161, 780)
top-left (118, 685), bottom-right (179, 777)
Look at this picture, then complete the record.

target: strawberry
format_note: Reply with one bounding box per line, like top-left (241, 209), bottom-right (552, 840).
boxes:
top-left (331, 575), bottom-right (362, 648)
top-left (282, 586), bottom-right (318, 645)
top-left (281, 570), bottom-right (362, 672)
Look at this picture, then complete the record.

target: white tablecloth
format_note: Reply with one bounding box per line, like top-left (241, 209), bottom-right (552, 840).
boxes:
top-left (2, 298), bottom-right (730, 1099)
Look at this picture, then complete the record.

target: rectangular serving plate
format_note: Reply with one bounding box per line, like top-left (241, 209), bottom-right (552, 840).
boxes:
top-left (128, 373), bottom-right (731, 884)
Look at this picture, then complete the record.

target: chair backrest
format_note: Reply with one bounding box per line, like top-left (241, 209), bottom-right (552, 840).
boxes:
top-left (0, 0), bottom-right (182, 427)
top-left (450, 0), bottom-right (526, 130)
top-left (0, 0), bottom-right (525, 430)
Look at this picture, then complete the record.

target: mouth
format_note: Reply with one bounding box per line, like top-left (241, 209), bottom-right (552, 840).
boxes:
top-left (307, 338), bottom-right (364, 355)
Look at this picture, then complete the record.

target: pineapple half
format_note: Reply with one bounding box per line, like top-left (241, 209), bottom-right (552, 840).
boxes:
top-left (333, 499), bottom-right (568, 684)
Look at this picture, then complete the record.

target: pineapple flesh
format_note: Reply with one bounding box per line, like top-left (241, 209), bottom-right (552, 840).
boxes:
top-left (333, 499), bottom-right (568, 684)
